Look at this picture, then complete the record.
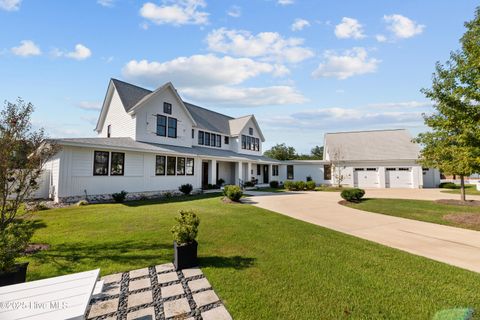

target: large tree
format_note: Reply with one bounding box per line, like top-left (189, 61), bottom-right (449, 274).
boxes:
top-left (416, 7), bottom-right (480, 201)
top-left (264, 143), bottom-right (297, 160)
top-left (310, 145), bottom-right (324, 160)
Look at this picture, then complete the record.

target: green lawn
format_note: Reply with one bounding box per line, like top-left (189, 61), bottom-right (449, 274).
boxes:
top-left (315, 185), bottom-right (352, 192)
top-left (23, 194), bottom-right (480, 319)
top-left (253, 187), bottom-right (286, 193)
top-left (344, 198), bottom-right (480, 231)
top-left (441, 184), bottom-right (480, 196)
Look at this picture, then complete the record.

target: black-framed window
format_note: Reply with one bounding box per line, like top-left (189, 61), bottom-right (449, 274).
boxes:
top-left (224, 136), bottom-right (229, 144)
top-left (156, 155), bottom-right (166, 175)
top-left (257, 164), bottom-right (261, 175)
top-left (198, 131), bottom-right (204, 145)
top-left (247, 136), bottom-right (252, 150)
top-left (163, 102), bottom-right (172, 114)
top-left (210, 134), bottom-right (216, 147)
top-left (186, 158), bottom-right (194, 175)
top-left (191, 129), bottom-right (194, 139)
top-left (168, 118), bottom-right (177, 138)
top-left (156, 115), bottom-right (167, 136)
top-left (216, 135), bottom-right (221, 147)
top-left (272, 165), bottom-right (279, 176)
top-left (324, 164), bottom-right (331, 180)
top-left (256, 138), bottom-right (260, 151)
top-left (205, 132), bottom-right (210, 145)
top-left (107, 125), bottom-right (111, 138)
top-left (110, 152), bottom-right (125, 176)
top-left (167, 156), bottom-right (176, 175)
top-left (177, 157), bottom-right (185, 175)
top-left (287, 165), bottom-right (294, 180)
top-left (93, 151), bottom-right (109, 176)
top-left (249, 127), bottom-right (253, 135)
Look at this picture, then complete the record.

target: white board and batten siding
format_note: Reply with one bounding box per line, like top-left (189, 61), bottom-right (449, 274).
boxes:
top-left (99, 89), bottom-right (136, 139)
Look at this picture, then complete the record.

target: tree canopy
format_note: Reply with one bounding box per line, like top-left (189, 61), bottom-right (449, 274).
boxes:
top-left (264, 144), bottom-right (323, 160)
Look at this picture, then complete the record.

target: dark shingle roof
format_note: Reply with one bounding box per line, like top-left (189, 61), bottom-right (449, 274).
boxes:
top-left (111, 79), bottom-right (233, 134)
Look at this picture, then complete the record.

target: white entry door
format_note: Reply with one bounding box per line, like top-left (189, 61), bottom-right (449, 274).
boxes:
top-left (386, 168), bottom-right (413, 188)
top-left (353, 168), bottom-right (379, 188)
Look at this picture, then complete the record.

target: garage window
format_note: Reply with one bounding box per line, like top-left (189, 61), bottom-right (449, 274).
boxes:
top-left (354, 168), bottom-right (364, 171)
top-left (399, 168), bottom-right (411, 171)
top-left (386, 168), bottom-right (396, 171)
top-left (366, 168), bottom-right (377, 171)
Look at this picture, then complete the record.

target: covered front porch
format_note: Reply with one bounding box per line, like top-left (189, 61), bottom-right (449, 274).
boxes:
top-left (200, 159), bottom-right (278, 189)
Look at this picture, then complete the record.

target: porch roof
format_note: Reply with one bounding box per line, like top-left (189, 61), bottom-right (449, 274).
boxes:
top-left (52, 137), bottom-right (280, 163)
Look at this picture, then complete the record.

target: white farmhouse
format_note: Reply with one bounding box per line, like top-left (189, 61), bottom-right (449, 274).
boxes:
top-left (41, 79), bottom-right (440, 203)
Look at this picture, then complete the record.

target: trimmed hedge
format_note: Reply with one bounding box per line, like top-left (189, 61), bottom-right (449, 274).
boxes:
top-left (269, 181), bottom-right (280, 188)
top-left (223, 185), bottom-right (243, 202)
top-left (284, 180), bottom-right (317, 191)
top-left (340, 188), bottom-right (365, 202)
top-left (306, 181), bottom-right (316, 190)
top-left (439, 182), bottom-right (457, 189)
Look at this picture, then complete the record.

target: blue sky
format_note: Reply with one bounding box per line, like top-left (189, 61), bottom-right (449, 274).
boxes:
top-left (0, 0), bottom-right (477, 153)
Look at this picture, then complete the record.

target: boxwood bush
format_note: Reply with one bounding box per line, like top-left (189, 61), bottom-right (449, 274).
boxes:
top-left (340, 188), bottom-right (365, 203)
top-left (179, 183), bottom-right (193, 195)
top-left (223, 185), bottom-right (243, 202)
top-left (439, 182), bottom-right (457, 189)
top-left (269, 180), bottom-right (279, 188)
top-left (112, 190), bottom-right (127, 203)
top-left (284, 180), bottom-right (317, 191)
top-left (306, 181), bottom-right (316, 190)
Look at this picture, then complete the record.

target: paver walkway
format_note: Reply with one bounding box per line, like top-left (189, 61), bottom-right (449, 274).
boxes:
top-left (244, 189), bottom-right (480, 273)
top-left (87, 263), bottom-right (232, 320)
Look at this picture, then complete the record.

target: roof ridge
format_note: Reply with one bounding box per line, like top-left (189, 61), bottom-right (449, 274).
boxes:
top-left (325, 129), bottom-right (406, 135)
top-left (231, 114), bottom-right (253, 121)
top-left (111, 78), bottom-right (152, 93)
top-left (184, 101), bottom-right (234, 120)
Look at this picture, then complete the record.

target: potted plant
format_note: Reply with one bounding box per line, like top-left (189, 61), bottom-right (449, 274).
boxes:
top-left (171, 210), bottom-right (200, 270)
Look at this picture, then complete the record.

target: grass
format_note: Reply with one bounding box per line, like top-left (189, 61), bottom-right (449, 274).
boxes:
top-left (343, 198), bottom-right (480, 231)
top-left (253, 187), bottom-right (286, 193)
top-left (23, 194), bottom-right (480, 319)
top-left (441, 184), bottom-right (480, 196)
top-left (315, 185), bottom-right (352, 192)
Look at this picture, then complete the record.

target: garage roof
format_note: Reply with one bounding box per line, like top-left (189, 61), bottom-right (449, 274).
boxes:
top-left (324, 129), bottom-right (420, 161)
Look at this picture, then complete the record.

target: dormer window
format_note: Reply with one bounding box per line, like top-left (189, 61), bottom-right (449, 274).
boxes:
top-left (249, 127), bottom-right (253, 135)
top-left (163, 102), bottom-right (172, 114)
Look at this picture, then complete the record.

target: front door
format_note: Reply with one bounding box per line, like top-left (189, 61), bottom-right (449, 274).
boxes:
top-left (202, 162), bottom-right (209, 188)
top-left (263, 165), bottom-right (269, 183)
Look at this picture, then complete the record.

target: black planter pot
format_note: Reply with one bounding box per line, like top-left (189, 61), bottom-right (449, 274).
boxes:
top-left (0, 262), bottom-right (29, 287)
top-left (174, 240), bottom-right (198, 270)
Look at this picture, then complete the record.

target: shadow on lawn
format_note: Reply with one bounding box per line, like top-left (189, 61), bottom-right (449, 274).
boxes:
top-left (28, 240), bottom-right (173, 276)
top-left (122, 192), bottom-right (222, 207)
top-left (199, 255), bottom-right (256, 270)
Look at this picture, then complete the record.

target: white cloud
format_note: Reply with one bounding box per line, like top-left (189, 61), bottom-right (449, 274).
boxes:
top-left (277, 0), bottom-right (294, 5)
top-left (182, 85), bottom-right (307, 107)
top-left (375, 34), bottom-right (387, 42)
top-left (206, 28), bottom-right (314, 63)
top-left (227, 5), bottom-right (241, 18)
top-left (122, 54), bottom-right (288, 88)
top-left (383, 14), bottom-right (425, 39)
top-left (291, 18), bottom-right (310, 32)
top-left (368, 101), bottom-right (431, 109)
top-left (66, 44), bottom-right (92, 60)
top-left (77, 101), bottom-right (102, 110)
top-left (140, 0), bottom-right (209, 26)
top-left (312, 47), bottom-right (380, 80)
top-left (0, 0), bottom-right (21, 11)
top-left (97, 0), bottom-right (114, 7)
top-left (334, 17), bottom-right (365, 39)
top-left (11, 40), bottom-right (41, 57)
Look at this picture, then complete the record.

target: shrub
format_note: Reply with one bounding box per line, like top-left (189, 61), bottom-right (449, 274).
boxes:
top-left (269, 180), bottom-right (279, 188)
top-left (341, 188), bottom-right (365, 202)
top-left (306, 176), bottom-right (312, 182)
top-left (223, 185), bottom-right (243, 202)
top-left (0, 220), bottom-right (34, 271)
top-left (284, 181), bottom-right (294, 190)
top-left (439, 182), bottom-right (457, 189)
top-left (306, 181), bottom-right (316, 190)
top-left (76, 200), bottom-right (89, 206)
top-left (217, 178), bottom-right (225, 186)
top-left (171, 210), bottom-right (200, 245)
top-left (244, 181), bottom-right (254, 187)
top-left (163, 192), bottom-right (173, 199)
top-left (33, 202), bottom-right (49, 211)
top-left (206, 184), bottom-right (218, 190)
top-left (296, 181), bottom-right (306, 190)
top-left (179, 183), bottom-right (193, 195)
top-left (112, 190), bottom-right (127, 203)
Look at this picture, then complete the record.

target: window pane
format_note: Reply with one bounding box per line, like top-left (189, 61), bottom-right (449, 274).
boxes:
top-left (177, 157), bottom-right (185, 175)
top-left (167, 157), bottom-right (176, 175)
top-left (198, 131), bottom-right (204, 145)
top-left (224, 136), bottom-right (229, 144)
top-left (168, 118), bottom-right (177, 138)
top-left (324, 165), bottom-right (331, 180)
top-left (93, 151), bottom-right (109, 176)
top-left (163, 102), bottom-right (172, 114)
top-left (287, 165), bottom-right (294, 180)
top-left (249, 127), bottom-right (253, 135)
top-left (241, 135), bottom-right (246, 149)
top-left (186, 158), bottom-right (194, 175)
top-left (110, 152), bottom-right (125, 176)
top-left (205, 132), bottom-right (210, 145)
top-left (216, 135), bottom-right (221, 147)
top-left (156, 115), bottom-right (166, 136)
top-left (257, 164), bottom-right (261, 175)
top-left (210, 134), bottom-right (216, 147)
top-left (156, 155), bottom-right (166, 175)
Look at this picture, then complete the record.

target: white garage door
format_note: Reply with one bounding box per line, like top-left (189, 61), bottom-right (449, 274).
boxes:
top-left (354, 168), bottom-right (379, 188)
top-left (386, 168), bottom-right (413, 188)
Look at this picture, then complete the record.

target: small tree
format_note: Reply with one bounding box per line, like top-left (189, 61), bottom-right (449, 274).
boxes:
top-left (415, 8), bottom-right (480, 201)
top-left (263, 143), bottom-right (297, 160)
top-left (329, 147), bottom-right (347, 187)
top-left (0, 99), bottom-right (59, 271)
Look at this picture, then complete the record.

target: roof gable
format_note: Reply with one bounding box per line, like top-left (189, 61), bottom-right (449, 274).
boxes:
top-left (324, 129), bottom-right (419, 161)
top-left (229, 115), bottom-right (265, 142)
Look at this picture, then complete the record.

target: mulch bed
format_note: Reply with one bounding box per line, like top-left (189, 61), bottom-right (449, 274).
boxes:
top-left (435, 199), bottom-right (480, 207)
top-left (443, 214), bottom-right (480, 229)
top-left (24, 243), bottom-right (50, 255)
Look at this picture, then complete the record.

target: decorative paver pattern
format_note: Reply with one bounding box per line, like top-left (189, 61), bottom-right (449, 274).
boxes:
top-left (86, 263), bottom-right (232, 320)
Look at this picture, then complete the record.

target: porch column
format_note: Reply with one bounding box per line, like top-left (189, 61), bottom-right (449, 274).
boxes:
top-left (236, 161), bottom-right (243, 185)
top-left (209, 159), bottom-right (217, 185)
top-left (268, 164), bottom-right (273, 183)
top-left (247, 162), bottom-right (252, 182)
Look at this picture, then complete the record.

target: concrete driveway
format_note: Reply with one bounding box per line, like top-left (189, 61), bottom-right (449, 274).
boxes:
top-left (244, 189), bottom-right (480, 273)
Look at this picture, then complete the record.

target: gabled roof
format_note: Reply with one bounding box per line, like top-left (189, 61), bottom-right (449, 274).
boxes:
top-left (324, 129), bottom-right (420, 161)
top-left (111, 79), bottom-right (151, 112)
top-left (229, 115), bottom-right (266, 142)
top-left (184, 102), bottom-right (233, 134)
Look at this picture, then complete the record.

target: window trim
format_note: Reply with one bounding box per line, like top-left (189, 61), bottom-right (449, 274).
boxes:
top-left (177, 157), bottom-right (186, 175)
top-left (167, 156), bottom-right (176, 175)
top-left (198, 131), bottom-right (204, 145)
top-left (110, 152), bottom-right (125, 176)
top-left (186, 158), bottom-right (194, 175)
top-left (272, 165), bottom-right (279, 176)
top-left (163, 102), bottom-right (172, 114)
top-left (93, 151), bottom-right (109, 176)
top-left (155, 155), bottom-right (166, 176)
top-left (205, 132), bottom-right (211, 146)
top-left (156, 115), bottom-right (167, 137)
top-left (167, 117), bottom-right (177, 138)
